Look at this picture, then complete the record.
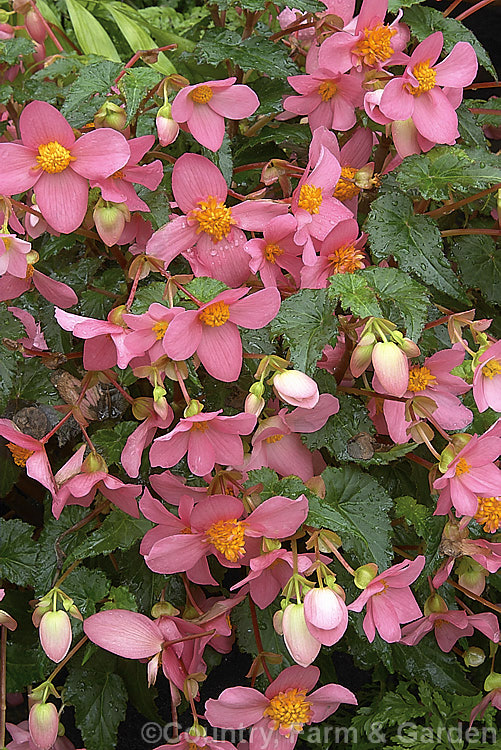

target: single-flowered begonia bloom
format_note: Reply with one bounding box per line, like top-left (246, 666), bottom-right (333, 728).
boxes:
top-left (55, 307), bottom-right (131, 371)
top-left (0, 100), bottom-right (130, 233)
top-left (244, 214), bottom-right (303, 289)
top-left (171, 78), bottom-right (259, 151)
top-left (473, 340), bottom-right (501, 413)
top-left (0, 261), bottom-right (78, 308)
top-left (303, 586), bottom-right (348, 646)
top-left (205, 665), bottom-right (357, 750)
top-left (300, 218), bottom-right (366, 288)
top-left (122, 304), bottom-right (185, 364)
top-left (0, 418), bottom-right (56, 497)
top-left (0, 233), bottom-right (31, 278)
top-left (121, 398), bottom-right (174, 478)
top-left (153, 732), bottom-right (238, 750)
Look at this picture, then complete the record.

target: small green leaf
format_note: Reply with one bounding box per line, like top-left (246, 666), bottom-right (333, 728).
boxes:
top-left (197, 28), bottom-right (299, 78)
top-left (391, 642), bottom-right (477, 695)
top-left (64, 0), bottom-right (120, 62)
top-left (328, 273), bottom-right (382, 319)
top-left (450, 234), bottom-right (501, 305)
top-left (394, 495), bottom-right (432, 538)
top-left (182, 277), bottom-right (229, 304)
top-left (0, 38), bottom-right (35, 65)
top-left (304, 393), bottom-right (374, 461)
top-left (61, 60), bottom-right (122, 128)
top-left (131, 281), bottom-right (168, 314)
top-left (119, 68), bottom-right (163, 125)
top-left (92, 422), bottom-right (138, 466)
top-left (64, 567), bottom-right (111, 618)
top-left (0, 519), bottom-right (38, 587)
top-left (67, 509), bottom-right (151, 563)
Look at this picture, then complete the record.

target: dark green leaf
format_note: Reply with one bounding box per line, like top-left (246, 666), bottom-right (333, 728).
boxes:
top-left (64, 567), bottom-right (110, 618)
top-left (362, 267), bottom-right (429, 341)
top-left (116, 660), bottom-right (162, 722)
top-left (113, 544), bottom-right (173, 611)
top-left (394, 495), bottom-right (432, 538)
top-left (92, 422), bottom-right (138, 466)
top-left (253, 77), bottom-right (293, 117)
top-left (232, 599), bottom-right (291, 681)
top-left (197, 28), bottom-right (299, 78)
top-left (0, 84), bottom-right (13, 104)
top-left (182, 276), bottom-right (229, 304)
top-left (34, 507), bottom-right (90, 595)
top-left (304, 393), bottom-right (374, 460)
top-left (271, 288), bottom-right (337, 375)
top-left (61, 60), bottom-right (122, 128)
top-left (104, 585), bottom-right (137, 611)
top-left (388, 0), bottom-right (425, 12)
top-left (328, 273), bottom-right (382, 319)
top-left (0, 519), bottom-right (38, 587)
top-left (0, 37), bottom-right (35, 64)
top-left (131, 281), bottom-right (169, 314)
top-left (457, 102), bottom-right (488, 149)
top-left (450, 234), bottom-right (501, 305)
top-left (14, 357), bottom-right (60, 405)
top-left (391, 642), bottom-right (477, 695)
top-left (119, 68), bottom-right (163, 125)
top-left (67, 509), bottom-right (151, 563)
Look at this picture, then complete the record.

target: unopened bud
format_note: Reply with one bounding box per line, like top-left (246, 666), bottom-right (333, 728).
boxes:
top-left (272, 369), bottom-right (319, 409)
top-left (151, 601), bottom-right (180, 618)
top-left (25, 9), bottom-right (47, 43)
top-left (82, 451), bottom-right (107, 474)
top-left (245, 391), bottom-right (265, 417)
top-left (29, 702), bottom-right (59, 750)
top-left (39, 610), bottom-right (72, 663)
top-left (354, 563), bottom-right (378, 589)
top-left (94, 200), bottom-right (130, 247)
top-left (350, 332), bottom-right (376, 377)
top-left (464, 647), bottom-right (485, 667)
top-left (94, 101), bottom-right (127, 131)
top-left (484, 671), bottom-right (501, 691)
top-left (184, 399), bottom-right (204, 418)
top-left (156, 103), bottom-right (179, 146)
top-left (423, 593), bottom-right (447, 616)
top-left (372, 341), bottom-right (409, 397)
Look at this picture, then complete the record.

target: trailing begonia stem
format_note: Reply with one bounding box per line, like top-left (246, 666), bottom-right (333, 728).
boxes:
top-left (441, 228), bottom-right (501, 237)
top-left (448, 580), bottom-right (501, 614)
top-left (41, 409), bottom-right (75, 444)
top-left (338, 386), bottom-right (408, 402)
top-left (321, 536), bottom-right (356, 576)
top-left (52, 559), bottom-right (80, 589)
top-left (125, 260), bottom-right (145, 310)
top-left (424, 183), bottom-right (501, 218)
top-left (442, 0), bottom-right (462, 17)
top-left (54, 503), bottom-right (108, 571)
top-left (248, 597), bottom-right (273, 683)
top-left (48, 636), bottom-right (88, 682)
top-left (0, 626), bottom-right (7, 749)
top-left (174, 363), bottom-right (191, 406)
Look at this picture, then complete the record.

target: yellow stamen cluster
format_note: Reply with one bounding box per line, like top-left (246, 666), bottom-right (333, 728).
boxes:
top-left (408, 61), bottom-right (436, 96)
top-left (7, 443), bottom-right (34, 467)
top-left (298, 184), bottom-right (323, 214)
top-left (199, 301), bottom-right (230, 327)
top-left (408, 365), bottom-right (436, 392)
top-left (328, 243), bottom-right (365, 274)
top-left (192, 196), bottom-right (234, 242)
top-left (152, 321), bottom-right (169, 340)
top-left (318, 80), bottom-right (337, 102)
top-left (482, 360), bottom-right (501, 379)
top-left (190, 421), bottom-right (209, 432)
top-left (205, 518), bottom-right (246, 562)
top-left (264, 243), bottom-right (284, 264)
top-left (190, 85), bottom-right (213, 104)
top-left (334, 166), bottom-right (360, 202)
top-left (264, 689), bottom-right (313, 735)
top-left (265, 433), bottom-right (284, 444)
top-left (36, 141), bottom-right (75, 174)
top-left (112, 169), bottom-right (125, 180)
top-left (354, 24), bottom-right (397, 67)
top-left (475, 496), bottom-right (501, 534)
top-left (26, 264), bottom-right (34, 279)
top-left (455, 458), bottom-right (471, 477)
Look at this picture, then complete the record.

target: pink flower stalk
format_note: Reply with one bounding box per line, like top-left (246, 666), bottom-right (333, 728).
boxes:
top-left (282, 602), bottom-right (321, 666)
top-left (54, 307), bottom-right (131, 371)
top-left (153, 732), bottom-right (237, 750)
top-left (303, 586), bottom-right (348, 646)
top-left (300, 219), bottom-right (366, 288)
top-left (433, 433), bottom-right (501, 517)
top-left (90, 135), bottom-right (163, 212)
top-left (52, 445), bottom-right (142, 519)
top-left (378, 32), bottom-right (478, 145)
top-left (171, 78), bottom-right (259, 152)
top-left (39, 610), bottom-right (72, 663)
top-left (348, 556), bottom-right (425, 643)
top-left (149, 469), bottom-right (208, 506)
top-left (0, 101), bottom-right (130, 233)
top-left (473, 340), bottom-right (501, 413)
top-left (0, 418), bottom-right (56, 497)
top-left (8, 306), bottom-right (48, 355)
top-left (121, 398), bottom-right (174, 478)
top-left (150, 409), bottom-right (256, 476)
top-left (6, 720), bottom-right (74, 750)
top-left (244, 214), bottom-right (303, 289)
top-left (122, 304), bottom-right (185, 364)
top-left (244, 394), bottom-right (339, 481)
top-left (0, 264), bottom-right (78, 308)
top-left (0, 233), bottom-right (31, 278)
top-left (143, 493), bottom-right (309, 578)
top-left (205, 664), bottom-right (357, 749)
top-left (231, 550), bottom-right (318, 609)
top-left (145, 154), bottom-right (287, 286)
top-left (162, 287), bottom-right (281, 382)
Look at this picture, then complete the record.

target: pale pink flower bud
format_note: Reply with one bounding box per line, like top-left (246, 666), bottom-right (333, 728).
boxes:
top-left (29, 702), bottom-right (58, 750)
top-left (32, 41), bottom-right (46, 63)
top-left (272, 609), bottom-right (284, 635)
top-left (244, 392), bottom-right (265, 417)
top-left (303, 586), bottom-right (348, 646)
top-left (272, 370), bottom-right (319, 409)
top-left (282, 602), bottom-right (321, 666)
top-left (39, 610), bottom-right (72, 663)
top-left (156, 103), bottom-right (179, 146)
top-left (94, 201), bottom-right (130, 247)
top-left (25, 9), bottom-right (47, 43)
top-left (350, 332), bottom-right (376, 377)
top-left (372, 341), bottom-right (409, 396)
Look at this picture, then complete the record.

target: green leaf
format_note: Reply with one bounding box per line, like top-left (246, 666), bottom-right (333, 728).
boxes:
top-left (328, 273), bottom-right (382, 319)
top-left (253, 78), bottom-right (293, 117)
top-left (366, 191), bottom-right (467, 301)
top-left (65, 663), bottom-right (128, 750)
top-left (119, 68), bottom-right (162, 125)
top-left (271, 288), bottom-right (337, 375)
top-left (307, 465), bottom-right (393, 569)
top-left (104, 585), bottom-right (137, 611)
top-left (13, 357), bottom-right (60, 405)
top-left (0, 519), bottom-right (38, 587)
top-left (92, 422), bottom-right (138, 466)
top-left (396, 146), bottom-right (501, 201)
top-left (197, 28), bottom-right (299, 78)
top-left (391, 641), bottom-right (477, 695)
top-left (403, 5), bottom-right (496, 78)
top-left (64, 0), bottom-right (120, 62)
top-left (388, 0), bottom-right (425, 13)
top-left (34, 507), bottom-right (90, 595)
top-left (61, 60), bottom-right (122, 128)
top-left (182, 276), bottom-right (229, 304)
top-left (116, 660), bottom-right (162, 722)
top-left (456, 102), bottom-right (488, 149)
top-left (64, 567), bottom-right (110, 618)
top-left (304, 393), bottom-right (373, 460)
top-left (203, 133), bottom-right (233, 187)
top-left (67, 509), bottom-right (151, 563)
top-left (232, 599), bottom-right (292, 681)
top-left (0, 37), bottom-right (35, 65)
top-left (450, 234), bottom-right (501, 305)
top-left (131, 281), bottom-right (168, 314)
top-left (394, 495), bottom-right (432, 538)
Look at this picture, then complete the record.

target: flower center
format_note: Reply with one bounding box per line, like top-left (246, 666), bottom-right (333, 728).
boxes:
top-left (353, 24), bottom-right (397, 66)
top-left (36, 141), bottom-right (75, 174)
top-left (298, 184), bottom-right (323, 214)
top-left (152, 321), bottom-right (169, 340)
top-left (475, 496), bottom-right (501, 534)
top-left (455, 458), bottom-right (471, 477)
top-left (7, 443), bottom-right (34, 467)
top-left (111, 169), bottom-right (125, 180)
top-left (265, 433), bottom-right (284, 444)
top-left (264, 243), bottom-right (284, 264)
top-left (1, 236), bottom-right (12, 251)
top-left (205, 518), bottom-right (246, 562)
top-left (333, 166), bottom-right (360, 201)
top-left (26, 264), bottom-right (34, 279)
top-left (190, 85), bottom-right (213, 104)
top-left (190, 421), bottom-right (209, 432)
top-left (264, 688), bottom-right (313, 736)
top-left (408, 61), bottom-right (436, 96)
top-left (199, 301), bottom-right (230, 327)
top-left (482, 360), bottom-right (501, 379)
top-left (327, 243), bottom-right (365, 274)
top-left (318, 80), bottom-right (337, 102)
top-left (192, 196), bottom-right (234, 242)
top-left (408, 365), bottom-right (436, 392)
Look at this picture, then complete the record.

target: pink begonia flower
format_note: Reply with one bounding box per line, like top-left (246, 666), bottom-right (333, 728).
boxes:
top-left (153, 733), bottom-right (237, 750)
top-left (464, 538), bottom-right (501, 574)
top-left (83, 609), bottom-right (211, 691)
top-left (205, 664), bottom-right (357, 750)
top-left (117, 212), bottom-right (153, 251)
top-left (0, 588), bottom-right (17, 632)
top-left (470, 686), bottom-right (501, 726)
top-left (149, 469), bottom-right (208, 506)
top-left (0, 100), bottom-right (130, 233)
top-left (39, 610), bottom-right (72, 663)
top-left (273, 370), bottom-right (319, 409)
top-left (400, 608), bottom-right (474, 652)
top-left (6, 720), bottom-right (74, 750)
top-left (163, 287), bottom-right (280, 383)
top-left (348, 556), bottom-right (425, 643)
top-left (291, 128), bottom-right (353, 265)
top-left (187, 588), bottom-right (248, 654)
top-left (231, 551), bottom-right (321, 609)
top-left (0, 418), bottom-right (56, 497)
top-left (433, 433), bottom-right (501, 517)
top-left (378, 32), bottom-right (478, 145)
top-left (8, 306), bottom-right (48, 355)
top-left (364, 88), bottom-right (436, 159)
top-left (300, 219), bottom-right (366, 288)
top-left (375, 347), bottom-right (472, 444)
top-left (0, 209), bottom-right (24, 236)
top-left (473, 340), bottom-right (501, 412)
top-left (282, 602), bottom-right (321, 666)
top-left (24, 202), bottom-right (51, 239)
top-left (0, 263), bottom-right (77, 308)
top-left (244, 214), bottom-right (303, 289)
top-left (54, 307), bottom-right (131, 371)
top-left (143, 493), bottom-right (309, 578)
top-left (90, 135), bottom-right (163, 212)
top-left (123, 304), bottom-right (185, 363)
top-left (244, 394), bottom-right (339, 481)
top-left (121, 398), bottom-right (174, 478)
top-left (332, 128), bottom-right (375, 216)
top-left (52, 445), bottom-right (142, 519)
top-left (317, 331), bottom-right (354, 386)
top-left (171, 78), bottom-right (259, 152)
top-left (303, 586), bottom-right (348, 646)
top-left (150, 409), bottom-right (257, 476)
top-left (0, 233), bottom-right (31, 278)
top-left (145, 153), bottom-right (287, 286)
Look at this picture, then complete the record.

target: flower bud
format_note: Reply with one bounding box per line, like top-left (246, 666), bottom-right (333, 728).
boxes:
top-left (457, 558), bottom-right (487, 596)
top-left (94, 101), bottom-right (127, 131)
top-left (132, 397), bottom-right (153, 421)
top-left (245, 392), bottom-right (265, 417)
top-left (282, 603), bottom-right (320, 666)
top-left (354, 563), bottom-right (378, 589)
top-left (303, 587), bottom-right (348, 646)
top-left (29, 702), bottom-right (58, 750)
top-left (94, 201), bottom-right (130, 247)
top-left (184, 399), bottom-right (204, 418)
top-left (82, 451), bottom-right (107, 474)
top-left (272, 370), bottom-right (319, 409)
top-left (25, 9), bottom-right (47, 43)
top-left (39, 610), bottom-right (72, 663)
top-left (350, 332), bottom-right (376, 377)
top-left (273, 609), bottom-right (284, 635)
top-left (108, 304), bottom-right (127, 327)
top-left (484, 672), bottom-right (501, 691)
top-left (423, 593), bottom-right (448, 616)
top-left (151, 601), bottom-right (180, 618)
top-left (463, 647), bottom-right (485, 667)
top-left (156, 103), bottom-right (179, 146)
top-left (372, 341), bottom-right (409, 396)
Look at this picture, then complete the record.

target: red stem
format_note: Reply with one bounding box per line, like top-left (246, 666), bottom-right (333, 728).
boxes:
top-left (28, 0), bottom-right (63, 51)
top-left (248, 597), bottom-right (273, 683)
top-left (456, 0), bottom-right (496, 21)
